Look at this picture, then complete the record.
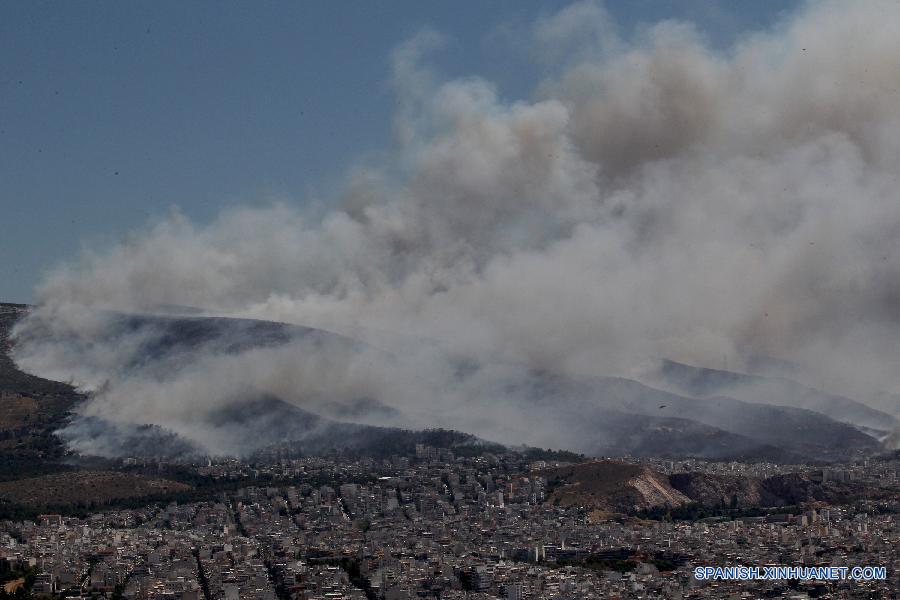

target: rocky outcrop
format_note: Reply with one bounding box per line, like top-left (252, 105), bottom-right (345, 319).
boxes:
top-left (669, 472), bottom-right (763, 508)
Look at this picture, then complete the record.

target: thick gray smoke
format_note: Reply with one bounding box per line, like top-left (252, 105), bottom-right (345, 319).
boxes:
top-left (12, 1), bottom-right (900, 456)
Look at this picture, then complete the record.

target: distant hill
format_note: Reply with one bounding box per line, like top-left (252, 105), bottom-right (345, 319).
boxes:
top-left (655, 359), bottom-right (899, 432)
top-left (550, 407), bottom-right (800, 462)
top-left (56, 417), bottom-right (204, 459)
top-left (12, 308), bottom-right (401, 424)
top-left (6, 305), bottom-right (885, 462)
top-left (12, 309), bottom-right (355, 377)
top-left (69, 394), bottom-right (507, 460)
top-left (2, 305), bottom-right (496, 462)
top-left (512, 372), bottom-right (880, 462)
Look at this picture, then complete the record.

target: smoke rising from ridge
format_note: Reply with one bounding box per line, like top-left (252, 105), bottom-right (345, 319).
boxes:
top-left (13, 1), bottom-right (900, 455)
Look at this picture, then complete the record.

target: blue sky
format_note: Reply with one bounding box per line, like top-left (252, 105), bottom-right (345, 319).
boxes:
top-left (0, 0), bottom-right (796, 303)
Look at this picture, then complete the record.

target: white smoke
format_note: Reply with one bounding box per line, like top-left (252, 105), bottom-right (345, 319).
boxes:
top-left (13, 1), bottom-right (900, 455)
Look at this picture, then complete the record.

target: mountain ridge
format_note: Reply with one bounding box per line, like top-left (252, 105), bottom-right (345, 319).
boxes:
top-left (655, 359), bottom-right (899, 432)
top-left (4, 304), bottom-right (886, 462)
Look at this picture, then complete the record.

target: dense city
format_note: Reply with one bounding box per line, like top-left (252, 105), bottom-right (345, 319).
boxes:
top-left (7, 1), bottom-right (900, 599)
top-left (1, 446), bottom-right (898, 600)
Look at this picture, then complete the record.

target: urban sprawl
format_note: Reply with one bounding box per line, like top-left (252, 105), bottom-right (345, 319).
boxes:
top-left (3, 447), bottom-right (899, 599)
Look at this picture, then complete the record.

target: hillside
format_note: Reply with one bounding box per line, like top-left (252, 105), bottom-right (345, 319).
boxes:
top-left (62, 395), bottom-right (507, 461)
top-left (667, 472), bottom-right (763, 508)
top-left (543, 460), bottom-right (689, 512)
top-left (0, 304), bottom-right (81, 479)
top-left (656, 359), bottom-right (898, 432)
top-left (514, 372), bottom-right (879, 461)
top-left (0, 470), bottom-right (191, 507)
top-left (6, 306), bottom-right (885, 462)
top-left (668, 471), bottom-right (884, 509)
top-left (3, 304), bottom-right (509, 463)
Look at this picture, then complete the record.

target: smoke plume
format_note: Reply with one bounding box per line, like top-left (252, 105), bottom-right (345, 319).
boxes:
top-left (12, 1), bottom-right (900, 456)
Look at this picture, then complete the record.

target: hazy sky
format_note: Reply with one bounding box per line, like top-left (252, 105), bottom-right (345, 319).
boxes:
top-left (1, 1), bottom-right (796, 303)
